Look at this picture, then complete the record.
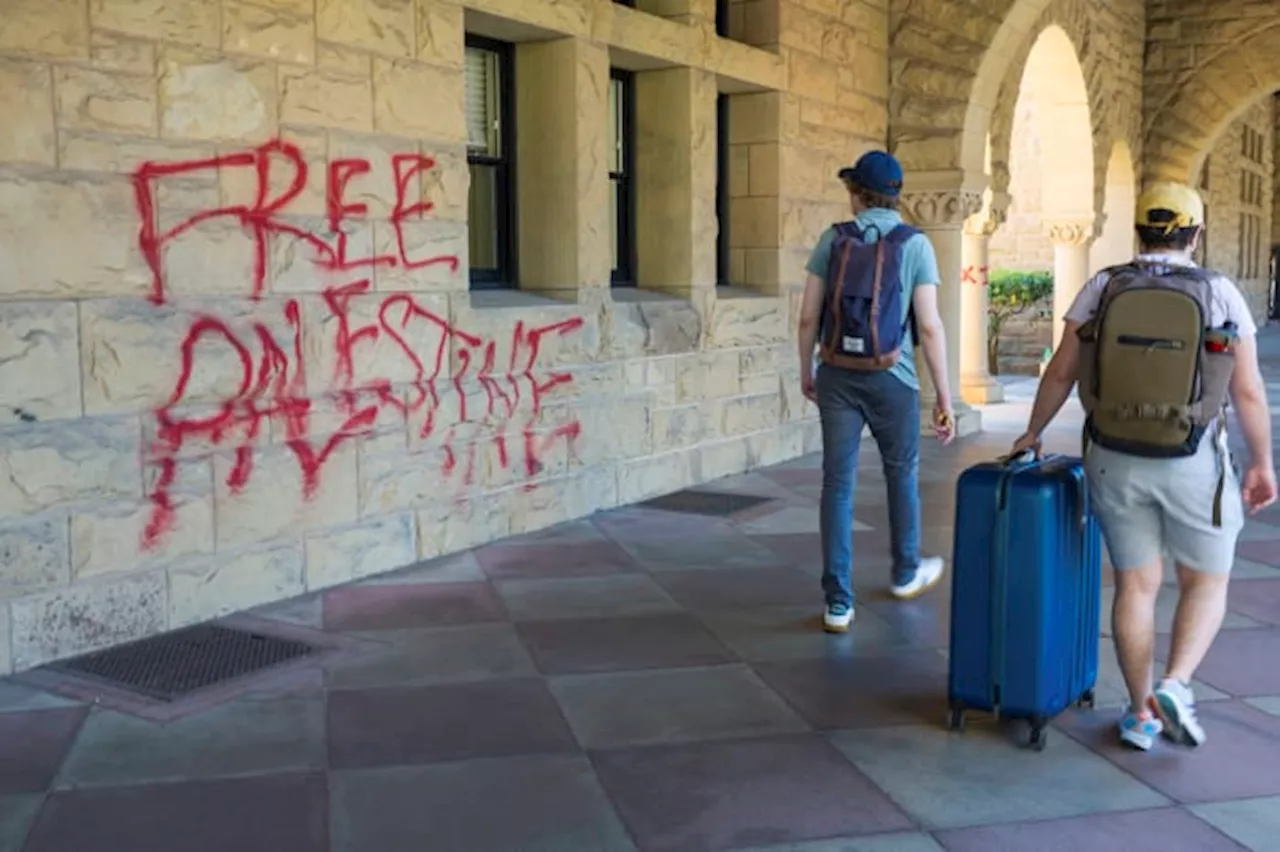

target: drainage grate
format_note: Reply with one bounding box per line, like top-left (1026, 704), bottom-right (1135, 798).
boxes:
top-left (638, 489), bottom-right (775, 517)
top-left (45, 624), bottom-right (319, 703)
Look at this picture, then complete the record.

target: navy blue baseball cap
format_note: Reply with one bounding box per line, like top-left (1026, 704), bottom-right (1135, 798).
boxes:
top-left (837, 150), bottom-right (904, 198)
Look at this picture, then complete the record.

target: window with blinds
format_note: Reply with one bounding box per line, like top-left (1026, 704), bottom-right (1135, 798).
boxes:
top-left (465, 36), bottom-right (513, 289)
top-left (609, 69), bottom-right (634, 286)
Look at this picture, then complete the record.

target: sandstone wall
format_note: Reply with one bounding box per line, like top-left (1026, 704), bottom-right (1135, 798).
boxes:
top-left (0, 0), bottom-right (875, 675)
top-left (1199, 97), bottom-right (1275, 320)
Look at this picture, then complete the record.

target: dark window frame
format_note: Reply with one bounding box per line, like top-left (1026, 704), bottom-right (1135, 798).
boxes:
top-left (613, 0), bottom-right (636, 5)
top-left (716, 93), bottom-right (731, 287)
top-left (465, 34), bottom-right (518, 291)
top-left (610, 68), bottom-right (637, 287)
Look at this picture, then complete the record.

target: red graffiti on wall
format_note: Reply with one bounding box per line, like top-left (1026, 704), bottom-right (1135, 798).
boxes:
top-left (961, 265), bottom-right (989, 286)
top-left (134, 142), bottom-right (584, 550)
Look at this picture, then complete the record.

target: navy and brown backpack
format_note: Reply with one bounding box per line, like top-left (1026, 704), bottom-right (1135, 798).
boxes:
top-left (818, 221), bottom-right (921, 370)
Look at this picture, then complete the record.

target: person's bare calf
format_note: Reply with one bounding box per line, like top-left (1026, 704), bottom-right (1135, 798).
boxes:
top-left (1149, 563), bottom-right (1230, 747)
top-left (1112, 560), bottom-right (1163, 710)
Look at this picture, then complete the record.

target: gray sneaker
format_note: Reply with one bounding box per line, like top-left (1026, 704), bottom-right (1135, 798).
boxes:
top-left (1153, 678), bottom-right (1206, 748)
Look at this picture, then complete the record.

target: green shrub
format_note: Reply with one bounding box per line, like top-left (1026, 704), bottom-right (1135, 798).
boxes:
top-left (987, 269), bottom-right (1053, 375)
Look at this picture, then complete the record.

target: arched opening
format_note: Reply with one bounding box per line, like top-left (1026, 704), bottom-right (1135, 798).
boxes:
top-left (1091, 141), bottom-right (1137, 273)
top-left (987, 25), bottom-right (1095, 374)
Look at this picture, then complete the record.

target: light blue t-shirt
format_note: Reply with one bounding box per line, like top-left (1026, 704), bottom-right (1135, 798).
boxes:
top-left (805, 208), bottom-right (941, 391)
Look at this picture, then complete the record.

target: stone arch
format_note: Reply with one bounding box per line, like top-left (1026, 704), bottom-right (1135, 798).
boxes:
top-left (1091, 140), bottom-right (1137, 272)
top-left (1144, 23), bottom-right (1280, 184)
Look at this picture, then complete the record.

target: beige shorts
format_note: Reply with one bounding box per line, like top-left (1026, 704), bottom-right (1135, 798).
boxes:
top-left (1084, 434), bottom-right (1244, 575)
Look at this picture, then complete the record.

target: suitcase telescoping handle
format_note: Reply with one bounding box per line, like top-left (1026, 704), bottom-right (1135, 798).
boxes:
top-left (994, 449), bottom-right (1089, 532)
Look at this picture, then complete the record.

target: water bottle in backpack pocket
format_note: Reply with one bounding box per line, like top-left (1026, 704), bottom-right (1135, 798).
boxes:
top-left (818, 222), bottom-right (920, 371)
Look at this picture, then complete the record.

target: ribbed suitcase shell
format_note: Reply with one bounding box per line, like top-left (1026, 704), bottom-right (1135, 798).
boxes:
top-left (947, 454), bottom-right (1102, 748)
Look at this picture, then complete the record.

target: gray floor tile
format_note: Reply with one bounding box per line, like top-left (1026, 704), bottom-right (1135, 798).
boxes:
top-left (0, 795), bottom-right (42, 852)
top-left (248, 593), bottom-right (324, 627)
top-left (1190, 796), bottom-right (1280, 851)
top-left (700, 605), bottom-right (915, 663)
top-left (828, 722), bottom-right (1168, 829)
top-left (1244, 696), bottom-right (1280, 716)
top-left (593, 735), bottom-right (913, 850)
top-left (495, 574), bottom-right (681, 621)
top-left (549, 664), bottom-right (808, 749)
top-left (620, 534), bottom-right (787, 572)
top-left (0, 682), bottom-right (79, 715)
top-left (1227, 559), bottom-right (1280, 580)
top-left (935, 807), bottom-right (1247, 851)
top-left (355, 552), bottom-right (485, 586)
top-left (729, 835), bottom-right (944, 852)
top-left (55, 696), bottom-right (325, 788)
top-left (326, 625), bottom-right (536, 689)
top-left (331, 755), bottom-right (635, 852)
top-left (736, 505), bottom-right (872, 536)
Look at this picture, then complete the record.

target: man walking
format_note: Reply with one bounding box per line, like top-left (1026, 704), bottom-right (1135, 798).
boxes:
top-left (796, 150), bottom-right (957, 634)
top-left (1010, 182), bottom-right (1277, 749)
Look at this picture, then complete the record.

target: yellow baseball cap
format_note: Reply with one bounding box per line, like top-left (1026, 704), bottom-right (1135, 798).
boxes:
top-left (1135, 182), bottom-right (1205, 233)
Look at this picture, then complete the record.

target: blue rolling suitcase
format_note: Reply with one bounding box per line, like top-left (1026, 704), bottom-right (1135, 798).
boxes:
top-left (947, 451), bottom-right (1103, 751)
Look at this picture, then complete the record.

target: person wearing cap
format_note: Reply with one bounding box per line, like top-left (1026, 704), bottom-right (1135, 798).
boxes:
top-left (1010, 181), bottom-right (1277, 751)
top-left (796, 150), bottom-right (957, 634)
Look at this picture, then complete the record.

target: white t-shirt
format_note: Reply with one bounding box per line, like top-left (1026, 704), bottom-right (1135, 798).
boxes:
top-left (1064, 254), bottom-right (1257, 336)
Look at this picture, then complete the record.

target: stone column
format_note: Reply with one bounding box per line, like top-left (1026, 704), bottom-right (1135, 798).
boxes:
top-left (1044, 218), bottom-right (1097, 348)
top-left (900, 186), bottom-right (986, 438)
top-left (959, 192), bottom-right (1009, 405)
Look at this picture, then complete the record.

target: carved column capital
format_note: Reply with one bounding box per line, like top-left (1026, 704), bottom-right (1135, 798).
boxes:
top-left (1043, 216), bottom-right (1099, 247)
top-left (900, 189), bottom-right (985, 230)
top-left (962, 190), bottom-right (1011, 238)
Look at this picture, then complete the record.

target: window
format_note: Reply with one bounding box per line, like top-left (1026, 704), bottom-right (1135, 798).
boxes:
top-left (609, 69), bottom-right (636, 286)
top-left (716, 0), bottom-right (730, 36)
top-left (465, 36), bottom-right (515, 289)
top-left (613, 0), bottom-right (636, 5)
top-left (716, 93), bottom-right (730, 286)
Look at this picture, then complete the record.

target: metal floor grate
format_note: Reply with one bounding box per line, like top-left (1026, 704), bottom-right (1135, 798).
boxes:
top-left (45, 624), bottom-right (319, 702)
top-left (638, 489), bottom-right (775, 517)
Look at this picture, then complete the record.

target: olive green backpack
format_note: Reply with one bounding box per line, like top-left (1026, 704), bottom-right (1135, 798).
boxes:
top-left (1075, 261), bottom-right (1237, 525)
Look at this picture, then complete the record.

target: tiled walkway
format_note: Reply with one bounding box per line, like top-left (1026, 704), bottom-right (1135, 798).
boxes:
top-left (6, 340), bottom-right (1280, 851)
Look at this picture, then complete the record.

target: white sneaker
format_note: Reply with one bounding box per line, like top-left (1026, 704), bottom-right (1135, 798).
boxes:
top-left (890, 556), bottom-right (945, 600)
top-left (823, 603), bottom-right (854, 633)
top-left (1153, 678), bottom-right (1206, 748)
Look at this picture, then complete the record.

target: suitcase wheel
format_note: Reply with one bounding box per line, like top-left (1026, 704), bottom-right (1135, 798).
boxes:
top-left (948, 706), bottom-right (965, 733)
top-left (1076, 689), bottom-right (1096, 710)
top-left (1027, 719), bottom-right (1048, 752)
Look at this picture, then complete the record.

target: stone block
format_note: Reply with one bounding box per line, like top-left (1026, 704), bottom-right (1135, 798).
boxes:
top-left (0, 58), bottom-right (56, 167)
top-left (1, 0), bottom-right (88, 59)
top-left (616, 449), bottom-right (693, 504)
top-left (786, 48), bottom-right (840, 104)
top-left (727, 92), bottom-right (780, 146)
top-left (168, 543), bottom-right (305, 627)
top-left (318, 0), bottom-right (415, 59)
top-left (212, 442), bottom-right (359, 549)
top-left (90, 0), bottom-right (221, 48)
top-left (81, 298), bottom-right (299, 414)
top-left (462, 0), bottom-right (592, 38)
top-left (373, 59), bottom-right (466, 143)
top-left (721, 392), bottom-right (779, 435)
top-left (278, 65), bottom-right (373, 132)
top-left (606, 299), bottom-right (702, 358)
top-left (9, 570), bottom-right (167, 671)
top-left (160, 51), bottom-right (277, 142)
top-left (748, 143), bottom-right (780, 197)
top-left (0, 516), bottom-right (70, 596)
top-left (674, 350), bottom-right (740, 404)
top-left (317, 42), bottom-right (373, 76)
top-left (71, 494), bottom-right (214, 580)
top-left (358, 446), bottom-right (457, 515)
top-left (220, 127), bottom-right (327, 215)
top-left (57, 132), bottom-right (213, 181)
top-left (372, 219), bottom-right (469, 291)
top-left (0, 417), bottom-right (140, 515)
top-left (222, 0), bottom-right (315, 64)
top-left (651, 403), bottom-right (711, 448)
top-left (698, 436), bottom-right (751, 480)
top-left (728, 196), bottom-right (778, 247)
top-left (417, 494), bottom-right (514, 558)
top-left (304, 512), bottom-right (416, 589)
top-left (705, 293), bottom-right (787, 347)
top-left (0, 171), bottom-right (151, 300)
top-left (416, 0), bottom-right (465, 67)
top-left (418, 143), bottom-right (469, 222)
top-left (90, 30), bottom-right (156, 74)
top-left (0, 301), bottom-right (82, 423)
top-left (560, 464), bottom-right (618, 519)
top-left (54, 66), bottom-right (157, 136)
